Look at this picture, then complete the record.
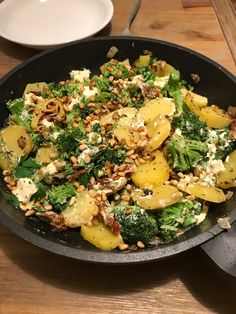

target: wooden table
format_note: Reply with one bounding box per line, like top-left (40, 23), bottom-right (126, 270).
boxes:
top-left (0, 1), bottom-right (236, 313)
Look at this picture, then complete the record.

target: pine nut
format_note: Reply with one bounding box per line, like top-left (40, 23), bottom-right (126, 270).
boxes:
top-left (137, 241), bottom-right (145, 249)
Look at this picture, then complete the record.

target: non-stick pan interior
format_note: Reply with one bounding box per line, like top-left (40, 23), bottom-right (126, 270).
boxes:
top-left (0, 37), bottom-right (235, 263)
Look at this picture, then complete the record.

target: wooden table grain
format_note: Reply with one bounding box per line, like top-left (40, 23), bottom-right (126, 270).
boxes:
top-left (0, 1), bottom-right (236, 313)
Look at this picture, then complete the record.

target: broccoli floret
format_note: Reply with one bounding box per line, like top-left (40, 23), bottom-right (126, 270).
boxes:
top-left (165, 134), bottom-right (208, 172)
top-left (93, 75), bottom-right (111, 92)
top-left (214, 128), bottom-right (235, 160)
top-left (163, 69), bottom-right (186, 113)
top-left (172, 111), bottom-right (209, 141)
top-left (6, 98), bottom-right (24, 115)
top-left (112, 205), bottom-right (158, 245)
top-left (47, 182), bottom-right (77, 212)
top-left (56, 127), bottom-right (86, 158)
top-left (157, 199), bottom-right (202, 242)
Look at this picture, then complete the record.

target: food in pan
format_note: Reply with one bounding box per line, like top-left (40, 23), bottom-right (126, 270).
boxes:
top-left (1, 52), bottom-right (235, 251)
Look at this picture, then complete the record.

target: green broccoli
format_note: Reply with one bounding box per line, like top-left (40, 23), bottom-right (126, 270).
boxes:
top-left (93, 75), bottom-right (111, 92)
top-left (162, 69), bottom-right (187, 113)
top-left (6, 98), bottom-right (24, 115)
top-left (213, 128), bottom-right (235, 160)
top-left (172, 111), bottom-right (209, 141)
top-left (56, 127), bottom-right (86, 158)
top-left (165, 134), bottom-right (208, 172)
top-left (47, 182), bottom-right (77, 212)
top-left (111, 205), bottom-right (158, 245)
top-left (157, 199), bottom-right (202, 242)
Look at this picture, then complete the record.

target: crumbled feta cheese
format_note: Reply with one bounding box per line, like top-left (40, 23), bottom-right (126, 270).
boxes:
top-left (70, 69), bottom-right (91, 83)
top-left (12, 178), bottom-right (37, 203)
top-left (52, 131), bottom-right (61, 140)
top-left (67, 95), bottom-right (81, 111)
top-left (24, 92), bottom-right (43, 107)
top-left (44, 161), bottom-right (58, 175)
top-left (83, 86), bottom-right (98, 98)
top-left (41, 119), bottom-right (54, 128)
top-left (154, 75), bottom-right (170, 89)
top-left (88, 132), bottom-right (102, 144)
top-left (77, 146), bottom-right (99, 165)
top-left (123, 75), bottom-right (144, 89)
top-left (197, 159), bottom-right (225, 187)
top-left (174, 128), bottom-right (182, 136)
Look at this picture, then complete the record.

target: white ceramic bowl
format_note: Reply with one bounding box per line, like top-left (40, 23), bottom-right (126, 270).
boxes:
top-left (0, 0), bottom-right (114, 49)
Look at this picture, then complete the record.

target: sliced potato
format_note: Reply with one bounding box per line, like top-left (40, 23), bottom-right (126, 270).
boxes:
top-left (0, 125), bottom-right (33, 170)
top-left (179, 182), bottom-right (226, 203)
top-left (100, 107), bottom-right (137, 126)
top-left (35, 146), bottom-right (58, 164)
top-left (183, 90), bottom-right (208, 115)
top-left (114, 125), bottom-right (134, 146)
top-left (62, 191), bottom-right (98, 228)
top-left (199, 105), bottom-right (232, 128)
top-left (135, 55), bottom-right (151, 67)
top-left (138, 98), bottom-right (175, 123)
top-left (137, 185), bottom-right (182, 209)
top-left (23, 82), bottom-right (48, 97)
top-left (81, 222), bottom-right (123, 250)
top-left (217, 149), bottom-right (236, 189)
top-left (1, 125), bottom-right (32, 157)
top-left (132, 150), bottom-right (170, 188)
top-left (154, 61), bottom-right (174, 77)
top-left (146, 116), bottom-right (171, 151)
top-left (0, 139), bottom-right (18, 170)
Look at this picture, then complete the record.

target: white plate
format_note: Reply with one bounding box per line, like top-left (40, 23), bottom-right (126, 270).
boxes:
top-left (0, 0), bottom-right (114, 49)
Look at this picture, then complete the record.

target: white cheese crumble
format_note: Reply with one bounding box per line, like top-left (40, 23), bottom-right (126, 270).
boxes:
top-left (24, 92), bottom-right (43, 107)
top-left (70, 69), bottom-right (91, 83)
top-left (41, 119), bottom-right (54, 128)
top-left (154, 75), bottom-right (170, 89)
top-left (123, 75), bottom-right (144, 90)
top-left (88, 132), bottom-right (102, 144)
top-left (174, 128), bottom-right (182, 136)
top-left (77, 146), bottom-right (99, 165)
top-left (82, 86), bottom-right (98, 98)
top-left (12, 178), bottom-right (37, 203)
top-left (67, 95), bottom-right (81, 111)
top-left (197, 159), bottom-right (225, 187)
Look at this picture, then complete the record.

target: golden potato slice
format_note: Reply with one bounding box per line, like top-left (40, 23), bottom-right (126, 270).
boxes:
top-left (0, 125), bottom-right (33, 170)
top-left (100, 107), bottom-right (137, 126)
top-left (23, 82), bottom-right (48, 97)
top-left (135, 55), bottom-right (151, 67)
top-left (154, 61), bottom-right (174, 77)
top-left (132, 150), bottom-right (170, 188)
top-left (0, 140), bottom-right (18, 171)
top-left (35, 146), bottom-right (58, 164)
top-left (138, 98), bottom-right (175, 123)
top-left (80, 222), bottom-right (123, 250)
top-left (146, 116), bottom-right (171, 151)
top-left (62, 191), bottom-right (98, 228)
top-left (114, 125), bottom-right (134, 147)
top-left (183, 90), bottom-right (208, 115)
top-left (137, 185), bottom-right (182, 209)
top-left (1, 125), bottom-right (32, 157)
top-left (179, 182), bottom-right (226, 203)
top-left (199, 105), bottom-right (232, 128)
top-left (217, 149), bottom-right (236, 189)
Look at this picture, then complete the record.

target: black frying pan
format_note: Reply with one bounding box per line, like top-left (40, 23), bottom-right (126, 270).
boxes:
top-left (0, 37), bottom-right (235, 274)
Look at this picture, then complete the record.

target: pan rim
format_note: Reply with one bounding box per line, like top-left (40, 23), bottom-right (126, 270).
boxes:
top-left (0, 36), bottom-right (235, 263)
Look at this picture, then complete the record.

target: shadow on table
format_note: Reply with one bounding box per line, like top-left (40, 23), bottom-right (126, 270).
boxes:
top-left (1, 227), bottom-right (236, 313)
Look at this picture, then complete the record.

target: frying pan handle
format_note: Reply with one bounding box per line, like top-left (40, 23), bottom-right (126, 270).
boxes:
top-left (200, 221), bottom-right (236, 277)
